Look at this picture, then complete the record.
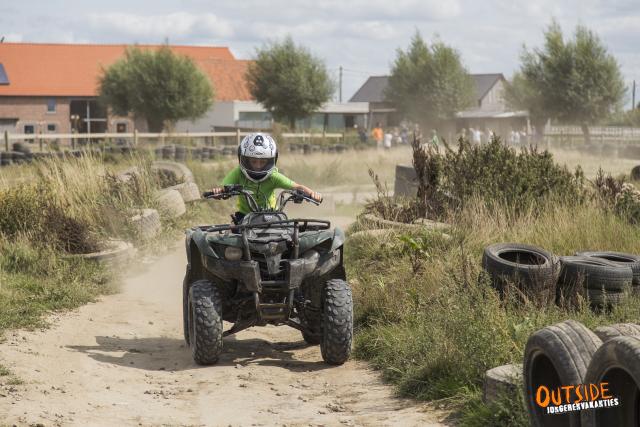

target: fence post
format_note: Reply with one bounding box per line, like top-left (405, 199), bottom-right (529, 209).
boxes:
top-left (342, 131), bottom-right (346, 144)
top-left (236, 128), bottom-right (241, 146)
top-left (133, 129), bottom-right (139, 146)
top-left (38, 131), bottom-right (43, 152)
top-left (71, 130), bottom-right (76, 150)
top-left (4, 130), bottom-right (8, 152)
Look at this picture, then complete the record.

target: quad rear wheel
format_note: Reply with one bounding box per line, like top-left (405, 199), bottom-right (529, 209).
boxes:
top-left (188, 280), bottom-right (224, 365)
top-left (320, 279), bottom-right (353, 365)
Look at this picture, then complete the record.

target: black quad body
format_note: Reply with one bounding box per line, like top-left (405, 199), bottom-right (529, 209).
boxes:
top-left (183, 185), bottom-right (353, 365)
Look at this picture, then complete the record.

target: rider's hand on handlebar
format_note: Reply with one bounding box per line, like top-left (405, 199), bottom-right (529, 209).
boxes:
top-left (210, 187), bottom-right (224, 195)
top-left (308, 191), bottom-right (323, 203)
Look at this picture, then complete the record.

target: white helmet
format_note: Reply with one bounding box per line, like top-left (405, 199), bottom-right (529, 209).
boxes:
top-left (237, 132), bottom-right (278, 182)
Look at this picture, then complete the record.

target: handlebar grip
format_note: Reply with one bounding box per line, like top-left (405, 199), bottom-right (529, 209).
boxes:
top-left (202, 191), bottom-right (215, 198)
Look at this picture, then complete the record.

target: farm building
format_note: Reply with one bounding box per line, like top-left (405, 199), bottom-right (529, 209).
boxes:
top-left (350, 73), bottom-right (528, 136)
top-left (0, 42), bottom-right (367, 135)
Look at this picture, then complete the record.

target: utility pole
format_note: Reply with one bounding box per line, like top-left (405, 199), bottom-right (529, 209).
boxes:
top-left (633, 80), bottom-right (636, 110)
top-left (339, 66), bottom-right (343, 103)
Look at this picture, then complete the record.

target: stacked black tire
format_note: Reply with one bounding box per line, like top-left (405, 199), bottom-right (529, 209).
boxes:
top-left (483, 243), bottom-right (638, 309)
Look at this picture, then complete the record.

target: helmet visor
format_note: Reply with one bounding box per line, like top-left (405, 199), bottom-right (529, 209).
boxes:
top-left (240, 155), bottom-right (275, 174)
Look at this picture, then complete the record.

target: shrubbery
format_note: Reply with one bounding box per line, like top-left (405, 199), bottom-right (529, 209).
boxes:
top-left (366, 136), bottom-right (587, 222)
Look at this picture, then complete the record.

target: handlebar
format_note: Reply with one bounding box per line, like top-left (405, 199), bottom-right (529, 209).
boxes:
top-left (202, 186), bottom-right (322, 212)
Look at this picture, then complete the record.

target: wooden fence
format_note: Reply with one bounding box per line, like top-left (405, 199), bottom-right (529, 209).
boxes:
top-left (2, 129), bottom-right (348, 152)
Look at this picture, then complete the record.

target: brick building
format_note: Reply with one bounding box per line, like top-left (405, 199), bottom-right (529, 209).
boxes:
top-left (0, 42), bottom-right (251, 136)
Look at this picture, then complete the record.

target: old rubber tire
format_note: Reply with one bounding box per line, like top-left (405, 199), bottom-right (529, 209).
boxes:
top-left (587, 288), bottom-right (625, 306)
top-left (129, 208), bottom-right (161, 239)
top-left (320, 279), bottom-right (353, 365)
top-left (559, 256), bottom-right (633, 292)
top-left (576, 251), bottom-right (640, 288)
top-left (155, 189), bottom-right (186, 218)
top-left (152, 161), bottom-right (195, 183)
top-left (188, 280), bottom-right (223, 365)
top-left (523, 319), bottom-right (602, 427)
top-left (594, 323), bottom-right (640, 342)
top-left (483, 363), bottom-right (522, 404)
top-left (581, 336), bottom-right (640, 427)
top-left (631, 165), bottom-right (640, 181)
top-left (482, 243), bottom-right (560, 303)
top-left (72, 239), bottom-right (135, 267)
top-left (167, 182), bottom-right (201, 203)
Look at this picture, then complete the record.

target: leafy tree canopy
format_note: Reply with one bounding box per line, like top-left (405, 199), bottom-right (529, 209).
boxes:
top-left (505, 21), bottom-right (625, 140)
top-left (386, 31), bottom-right (475, 125)
top-left (246, 36), bottom-right (334, 129)
top-left (99, 46), bottom-right (214, 132)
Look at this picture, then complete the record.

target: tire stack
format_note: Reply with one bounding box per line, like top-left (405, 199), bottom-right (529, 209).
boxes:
top-left (12, 142), bottom-right (33, 162)
top-left (482, 243), bottom-right (638, 309)
top-left (482, 243), bottom-right (560, 306)
top-left (174, 145), bottom-right (187, 162)
top-left (518, 319), bottom-right (640, 427)
top-left (162, 144), bottom-right (175, 160)
top-left (0, 151), bottom-right (12, 167)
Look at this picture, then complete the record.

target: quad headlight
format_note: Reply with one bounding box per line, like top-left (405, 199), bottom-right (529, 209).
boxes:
top-left (224, 246), bottom-right (243, 261)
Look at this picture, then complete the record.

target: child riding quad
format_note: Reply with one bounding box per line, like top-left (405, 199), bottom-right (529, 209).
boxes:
top-left (183, 133), bottom-right (353, 365)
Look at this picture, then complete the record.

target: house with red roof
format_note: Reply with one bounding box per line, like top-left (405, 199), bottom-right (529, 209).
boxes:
top-left (0, 42), bottom-right (253, 135)
top-left (0, 42), bottom-right (369, 136)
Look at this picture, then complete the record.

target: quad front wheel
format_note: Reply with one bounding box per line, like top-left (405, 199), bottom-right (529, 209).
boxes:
top-left (320, 279), bottom-right (353, 365)
top-left (188, 280), bottom-right (224, 365)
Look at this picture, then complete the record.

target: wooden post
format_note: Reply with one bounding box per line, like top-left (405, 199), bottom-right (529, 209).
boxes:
top-left (38, 131), bottom-right (43, 152)
top-left (4, 130), bottom-right (8, 152)
top-left (71, 131), bottom-right (76, 150)
top-left (236, 128), bottom-right (241, 146)
top-left (342, 131), bottom-right (346, 144)
top-left (133, 129), bottom-right (139, 146)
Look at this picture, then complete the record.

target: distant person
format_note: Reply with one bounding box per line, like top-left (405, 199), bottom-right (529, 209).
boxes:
top-left (400, 125), bottom-right (409, 144)
top-left (472, 128), bottom-right (482, 145)
top-left (372, 123), bottom-right (384, 149)
top-left (487, 129), bottom-right (495, 143)
top-left (513, 129), bottom-right (521, 146)
top-left (459, 128), bottom-right (468, 141)
top-left (355, 124), bottom-right (368, 143)
top-left (383, 130), bottom-right (393, 149)
top-left (393, 127), bottom-right (402, 145)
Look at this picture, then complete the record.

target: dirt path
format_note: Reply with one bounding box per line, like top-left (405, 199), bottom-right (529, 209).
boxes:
top-left (0, 201), bottom-right (447, 427)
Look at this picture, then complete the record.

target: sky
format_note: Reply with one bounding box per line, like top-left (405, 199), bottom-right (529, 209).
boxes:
top-left (1, 0), bottom-right (639, 106)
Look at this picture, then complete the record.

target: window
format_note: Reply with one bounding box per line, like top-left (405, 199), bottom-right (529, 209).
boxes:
top-left (116, 122), bottom-right (127, 133)
top-left (0, 64), bottom-right (9, 85)
top-left (47, 98), bottom-right (56, 113)
top-left (47, 124), bottom-right (56, 132)
top-left (24, 125), bottom-right (34, 134)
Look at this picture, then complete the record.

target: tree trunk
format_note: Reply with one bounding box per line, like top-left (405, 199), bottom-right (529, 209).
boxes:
top-left (581, 123), bottom-right (591, 144)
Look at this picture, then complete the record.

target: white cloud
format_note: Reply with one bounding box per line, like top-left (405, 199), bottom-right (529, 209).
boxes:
top-left (87, 12), bottom-right (233, 40)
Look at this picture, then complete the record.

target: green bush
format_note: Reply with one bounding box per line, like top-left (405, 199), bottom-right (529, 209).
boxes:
top-left (439, 137), bottom-right (586, 215)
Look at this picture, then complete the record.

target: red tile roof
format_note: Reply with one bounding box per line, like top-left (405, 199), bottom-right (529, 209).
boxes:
top-left (0, 42), bottom-right (252, 101)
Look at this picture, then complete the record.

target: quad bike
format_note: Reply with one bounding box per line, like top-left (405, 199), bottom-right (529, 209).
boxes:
top-left (183, 184), bottom-right (353, 365)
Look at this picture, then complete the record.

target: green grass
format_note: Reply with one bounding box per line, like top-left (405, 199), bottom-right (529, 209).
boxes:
top-left (346, 199), bottom-right (640, 426)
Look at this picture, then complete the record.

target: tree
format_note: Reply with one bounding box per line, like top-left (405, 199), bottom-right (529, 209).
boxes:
top-left (99, 46), bottom-right (214, 132)
top-left (246, 36), bottom-right (334, 129)
top-left (507, 22), bottom-right (625, 143)
top-left (385, 32), bottom-right (475, 126)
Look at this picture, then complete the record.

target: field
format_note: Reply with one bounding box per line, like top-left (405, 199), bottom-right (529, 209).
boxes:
top-left (1, 141), bottom-right (639, 425)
